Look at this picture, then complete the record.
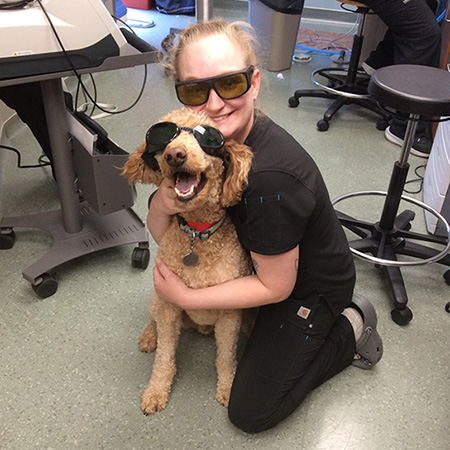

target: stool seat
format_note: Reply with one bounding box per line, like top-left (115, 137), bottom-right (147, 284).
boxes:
top-left (368, 65), bottom-right (450, 118)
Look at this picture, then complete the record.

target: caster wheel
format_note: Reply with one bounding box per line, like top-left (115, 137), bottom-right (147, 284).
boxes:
top-left (317, 119), bottom-right (329, 132)
top-left (445, 302), bottom-right (450, 313)
top-left (391, 307), bottom-right (413, 326)
top-left (0, 229), bottom-right (16, 249)
top-left (132, 247), bottom-right (150, 269)
top-left (32, 273), bottom-right (58, 299)
top-left (444, 269), bottom-right (450, 285)
top-left (376, 118), bottom-right (390, 130)
top-left (288, 96), bottom-right (299, 108)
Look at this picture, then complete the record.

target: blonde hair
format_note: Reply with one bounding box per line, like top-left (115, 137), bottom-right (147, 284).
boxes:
top-left (165, 19), bottom-right (261, 81)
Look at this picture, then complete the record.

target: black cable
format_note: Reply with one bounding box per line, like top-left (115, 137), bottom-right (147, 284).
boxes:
top-left (35, 0), bottom-right (147, 116)
top-left (403, 164), bottom-right (426, 194)
top-left (38, 153), bottom-right (50, 165)
top-left (0, 144), bottom-right (51, 169)
top-left (74, 73), bottom-right (98, 116)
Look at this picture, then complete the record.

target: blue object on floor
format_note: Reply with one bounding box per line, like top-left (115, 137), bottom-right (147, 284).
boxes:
top-left (116, 0), bottom-right (127, 18)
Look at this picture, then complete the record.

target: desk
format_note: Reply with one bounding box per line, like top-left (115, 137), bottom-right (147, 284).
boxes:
top-left (0, 44), bottom-right (162, 298)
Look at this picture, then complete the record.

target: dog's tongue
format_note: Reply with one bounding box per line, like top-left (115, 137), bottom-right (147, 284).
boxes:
top-left (176, 173), bottom-right (199, 194)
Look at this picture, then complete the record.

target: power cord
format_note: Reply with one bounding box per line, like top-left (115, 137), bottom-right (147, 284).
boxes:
top-left (35, 0), bottom-right (148, 117)
top-left (74, 73), bottom-right (119, 119)
top-left (0, 144), bottom-right (51, 169)
top-left (403, 164), bottom-right (426, 195)
top-left (295, 18), bottom-right (358, 56)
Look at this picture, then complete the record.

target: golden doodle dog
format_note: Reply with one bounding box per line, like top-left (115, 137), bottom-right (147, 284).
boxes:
top-left (123, 107), bottom-right (254, 414)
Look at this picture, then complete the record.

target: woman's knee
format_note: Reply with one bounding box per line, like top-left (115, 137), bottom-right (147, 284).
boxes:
top-left (228, 393), bottom-right (282, 434)
top-left (228, 399), bottom-right (266, 434)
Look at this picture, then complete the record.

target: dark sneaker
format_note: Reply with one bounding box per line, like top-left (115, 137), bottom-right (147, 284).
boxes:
top-left (384, 126), bottom-right (431, 158)
top-left (350, 294), bottom-right (383, 370)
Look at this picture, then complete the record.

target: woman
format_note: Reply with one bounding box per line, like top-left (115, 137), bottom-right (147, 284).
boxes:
top-left (148, 20), bottom-right (383, 433)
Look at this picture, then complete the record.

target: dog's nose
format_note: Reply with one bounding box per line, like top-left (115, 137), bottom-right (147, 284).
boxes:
top-left (165, 147), bottom-right (187, 167)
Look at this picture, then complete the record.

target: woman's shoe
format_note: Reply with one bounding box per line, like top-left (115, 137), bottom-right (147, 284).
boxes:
top-left (351, 294), bottom-right (384, 369)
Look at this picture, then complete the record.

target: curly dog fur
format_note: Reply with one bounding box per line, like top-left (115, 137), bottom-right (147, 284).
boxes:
top-left (123, 107), bottom-right (254, 414)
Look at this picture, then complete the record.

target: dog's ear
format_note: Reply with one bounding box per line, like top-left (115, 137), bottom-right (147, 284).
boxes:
top-left (121, 142), bottom-right (164, 186)
top-left (221, 140), bottom-right (253, 207)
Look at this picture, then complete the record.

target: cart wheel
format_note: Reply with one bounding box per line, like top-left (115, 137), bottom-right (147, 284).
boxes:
top-left (391, 306), bottom-right (413, 326)
top-left (0, 229), bottom-right (16, 249)
top-left (288, 96), bottom-right (299, 108)
top-left (32, 273), bottom-right (58, 299)
top-left (317, 119), bottom-right (329, 132)
top-left (132, 247), bottom-right (150, 269)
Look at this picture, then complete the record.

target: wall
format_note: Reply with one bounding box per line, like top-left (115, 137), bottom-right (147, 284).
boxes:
top-left (305, 0), bottom-right (342, 11)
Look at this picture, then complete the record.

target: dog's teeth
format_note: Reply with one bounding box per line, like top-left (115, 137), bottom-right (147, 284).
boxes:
top-left (174, 185), bottom-right (195, 198)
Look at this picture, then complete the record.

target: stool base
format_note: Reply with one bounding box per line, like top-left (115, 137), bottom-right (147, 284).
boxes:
top-left (335, 201), bottom-right (450, 325)
top-left (289, 8), bottom-right (391, 131)
top-left (289, 78), bottom-right (391, 132)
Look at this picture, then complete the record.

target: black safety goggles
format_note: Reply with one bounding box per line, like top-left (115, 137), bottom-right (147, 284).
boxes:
top-left (175, 66), bottom-right (254, 106)
top-left (142, 121), bottom-right (226, 170)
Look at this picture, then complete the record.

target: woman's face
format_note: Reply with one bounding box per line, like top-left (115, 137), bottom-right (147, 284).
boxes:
top-left (177, 34), bottom-right (260, 144)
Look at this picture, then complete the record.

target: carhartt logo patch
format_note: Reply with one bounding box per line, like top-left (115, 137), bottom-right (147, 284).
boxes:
top-left (297, 306), bottom-right (311, 320)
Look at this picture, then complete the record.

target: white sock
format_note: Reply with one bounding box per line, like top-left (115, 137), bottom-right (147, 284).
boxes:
top-left (342, 307), bottom-right (364, 341)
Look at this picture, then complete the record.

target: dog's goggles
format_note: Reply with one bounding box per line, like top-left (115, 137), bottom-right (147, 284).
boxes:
top-left (175, 66), bottom-right (254, 106)
top-left (142, 121), bottom-right (225, 170)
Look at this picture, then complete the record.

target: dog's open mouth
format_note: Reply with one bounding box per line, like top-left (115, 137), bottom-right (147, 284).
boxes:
top-left (174, 172), bottom-right (206, 202)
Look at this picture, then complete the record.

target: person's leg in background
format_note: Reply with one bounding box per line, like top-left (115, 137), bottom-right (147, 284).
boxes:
top-left (0, 82), bottom-right (73, 177)
top-left (0, 82), bottom-right (53, 162)
top-left (361, 0), bottom-right (442, 157)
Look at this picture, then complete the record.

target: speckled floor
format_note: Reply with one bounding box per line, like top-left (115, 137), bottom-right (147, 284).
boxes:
top-left (1, 3), bottom-right (449, 450)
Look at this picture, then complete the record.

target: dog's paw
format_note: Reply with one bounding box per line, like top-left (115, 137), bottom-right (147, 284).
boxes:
top-left (215, 384), bottom-right (232, 407)
top-left (141, 388), bottom-right (169, 414)
top-left (139, 323), bottom-right (157, 353)
top-left (139, 335), bottom-right (156, 353)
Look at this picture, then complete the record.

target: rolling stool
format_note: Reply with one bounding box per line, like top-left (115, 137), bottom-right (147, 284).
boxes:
top-left (332, 65), bottom-right (450, 325)
top-left (288, 0), bottom-right (391, 131)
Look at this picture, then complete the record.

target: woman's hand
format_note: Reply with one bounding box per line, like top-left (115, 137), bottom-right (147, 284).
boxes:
top-left (153, 259), bottom-right (191, 307)
top-left (147, 178), bottom-right (200, 244)
top-left (152, 178), bottom-right (179, 216)
top-left (147, 179), bottom-right (180, 244)
top-left (151, 246), bottom-right (299, 311)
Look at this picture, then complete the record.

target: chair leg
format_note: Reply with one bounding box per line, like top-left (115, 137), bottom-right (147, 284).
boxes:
top-left (291, 89), bottom-right (338, 102)
top-left (397, 241), bottom-right (450, 266)
top-left (380, 258), bottom-right (413, 326)
top-left (351, 98), bottom-right (392, 122)
top-left (323, 96), bottom-right (348, 122)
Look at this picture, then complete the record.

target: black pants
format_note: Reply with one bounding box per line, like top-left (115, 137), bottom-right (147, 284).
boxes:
top-left (228, 294), bottom-right (355, 433)
top-left (0, 82), bottom-right (73, 164)
top-left (363, 0), bottom-right (441, 69)
top-left (362, 0), bottom-right (442, 138)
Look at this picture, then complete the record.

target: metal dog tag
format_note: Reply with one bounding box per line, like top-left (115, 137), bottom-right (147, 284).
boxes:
top-left (182, 232), bottom-right (199, 266)
top-left (182, 252), bottom-right (199, 266)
